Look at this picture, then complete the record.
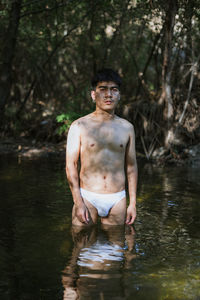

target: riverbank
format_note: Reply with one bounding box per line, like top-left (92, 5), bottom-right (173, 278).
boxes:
top-left (0, 138), bottom-right (200, 166)
top-left (0, 138), bottom-right (66, 159)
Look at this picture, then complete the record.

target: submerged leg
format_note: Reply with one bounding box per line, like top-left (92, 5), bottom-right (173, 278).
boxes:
top-left (101, 197), bottom-right (126, 225)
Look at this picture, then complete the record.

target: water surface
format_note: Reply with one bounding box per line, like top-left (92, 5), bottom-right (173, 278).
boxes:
top-left (0, 156), bottom-right (199, 300)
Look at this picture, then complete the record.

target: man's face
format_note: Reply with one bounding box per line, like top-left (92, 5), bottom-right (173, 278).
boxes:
top-left (91, 81), bottom-right (120, 111)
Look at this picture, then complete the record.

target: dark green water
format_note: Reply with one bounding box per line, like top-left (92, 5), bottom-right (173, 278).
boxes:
top-left (0, 156), bottom-right (199, 300)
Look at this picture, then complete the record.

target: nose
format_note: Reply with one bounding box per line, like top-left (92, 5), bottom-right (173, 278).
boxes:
top-left (105, 88), bottom-right (112, 97)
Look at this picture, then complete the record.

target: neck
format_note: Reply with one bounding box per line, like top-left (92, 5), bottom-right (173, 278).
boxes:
top-left (93, 107), bottom-right (115, 121)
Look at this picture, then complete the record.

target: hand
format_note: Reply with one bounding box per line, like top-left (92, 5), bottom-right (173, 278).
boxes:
top-left (125, 204), bottom-right (136, 225)
top-left (75, 202), bottom-right (90, 224)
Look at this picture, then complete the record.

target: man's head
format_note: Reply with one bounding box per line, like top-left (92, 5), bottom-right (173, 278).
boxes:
top-left (90, 69), bottom-right (121, 112)
top-left (91, 68), bottom-right (122, 90)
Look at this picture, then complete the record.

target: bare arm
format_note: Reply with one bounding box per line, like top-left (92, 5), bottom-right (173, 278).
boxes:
top-left (125, 124), bottom-right (138, 225)
top-left (66, 121), bottom-right (89, 224)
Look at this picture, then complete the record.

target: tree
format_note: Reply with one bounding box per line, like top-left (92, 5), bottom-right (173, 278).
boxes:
top-left (0, 0), bottom-right (22, 122)
top-left (159, 0), bottom-right (178, 147)
top-left (0, 0), bottom-right (199, 154)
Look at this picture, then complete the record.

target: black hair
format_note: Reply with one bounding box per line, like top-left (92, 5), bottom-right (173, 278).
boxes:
top-left (91, 68), bottom-right (122, 90)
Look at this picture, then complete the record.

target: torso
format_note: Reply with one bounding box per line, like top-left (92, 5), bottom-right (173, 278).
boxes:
top-left (78, 114), bottom-right (131, 193)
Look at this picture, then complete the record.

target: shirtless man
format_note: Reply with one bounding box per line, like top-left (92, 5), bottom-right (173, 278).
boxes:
top-left (66, 68), bottom-right (137, 226)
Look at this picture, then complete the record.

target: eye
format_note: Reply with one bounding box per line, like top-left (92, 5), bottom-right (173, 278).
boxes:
top-left (112, 87), bottom-right (119, 92)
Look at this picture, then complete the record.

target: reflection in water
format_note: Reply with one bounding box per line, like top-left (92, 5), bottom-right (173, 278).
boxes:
top-left (0, 157), bottom-right (200, 299)
top-left (62, 225), bottom-right (135, 299)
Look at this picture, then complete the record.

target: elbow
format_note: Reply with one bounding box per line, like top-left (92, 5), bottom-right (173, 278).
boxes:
top-left (66, 167), bottom-right (73, 183)
top-left (66, 166), bottom-right (78, 188)
top-left (65, 165), bottom-right (70, 179)
top-left (66, 171), bottom-right (74, 188)
top-left (127, 164), bottom-right (138, 177)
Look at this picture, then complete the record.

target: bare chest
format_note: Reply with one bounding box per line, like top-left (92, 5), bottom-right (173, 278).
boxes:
top-left (81, 123), bottom-right (129, 152)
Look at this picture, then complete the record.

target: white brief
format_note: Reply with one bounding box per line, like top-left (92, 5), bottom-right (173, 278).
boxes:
top-left (80, 188), bottom-right (126, 217)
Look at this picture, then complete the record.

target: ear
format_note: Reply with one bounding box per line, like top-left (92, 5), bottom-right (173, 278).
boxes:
top-left (91, 90), bottom-right (96, 102)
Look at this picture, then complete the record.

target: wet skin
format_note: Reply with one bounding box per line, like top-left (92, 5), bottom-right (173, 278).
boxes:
top-left (66, 81), bottom-right (138, 226)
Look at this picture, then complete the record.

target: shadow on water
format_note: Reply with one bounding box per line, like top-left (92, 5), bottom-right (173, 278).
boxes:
top-left (0, 157), bottom-right (200, 299)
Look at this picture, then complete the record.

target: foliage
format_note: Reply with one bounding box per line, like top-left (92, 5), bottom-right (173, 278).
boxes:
top-left (56, 111), bottom-right (80, 135)
top-left (0, 0), bottom-right (199, 153)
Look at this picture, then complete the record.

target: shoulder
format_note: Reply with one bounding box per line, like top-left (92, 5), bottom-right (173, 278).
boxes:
top-left (70, 114), bottom-right (92, 128)
top-left (115, 116), bottom-right (134, 130)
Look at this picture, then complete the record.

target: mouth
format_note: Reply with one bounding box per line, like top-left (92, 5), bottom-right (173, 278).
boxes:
top-left (105, 100), bottom-right (113, 105)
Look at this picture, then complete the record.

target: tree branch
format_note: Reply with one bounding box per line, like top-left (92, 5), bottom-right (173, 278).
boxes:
top-left (178, 56), bottom-right (200, 124)
top-left (102, 0), bottom-right (130, 64)
top-left (17, 7), bottom-right (92, 114)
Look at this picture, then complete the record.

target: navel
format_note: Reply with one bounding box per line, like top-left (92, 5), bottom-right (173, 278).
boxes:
top-left (90, 143), bottom-right (95, 147)
top-left (103, 176), bottom-right (106, 180)
top-left (120, 144), bottom-right (123, 148)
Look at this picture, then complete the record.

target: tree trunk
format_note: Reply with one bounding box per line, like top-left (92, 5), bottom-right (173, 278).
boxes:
top-left (159, 0), bottom-right (178, 147)
top-left (135, 31), bottom-right (162, 99)
top-left (0, 0), bottom-right (22, 122)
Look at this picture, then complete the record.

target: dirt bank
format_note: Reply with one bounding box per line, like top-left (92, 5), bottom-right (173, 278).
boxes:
top-left (0, 138), bottom-right (200, 166)
top-left (0, 138), bottom-right (66, 159)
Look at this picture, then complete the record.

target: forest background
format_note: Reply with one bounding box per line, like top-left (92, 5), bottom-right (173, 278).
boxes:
top-left (0, 0), bottom-right (199, 160)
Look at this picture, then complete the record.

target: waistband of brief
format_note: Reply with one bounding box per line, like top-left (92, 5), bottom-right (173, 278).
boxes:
top-left (80, 188), bottom-right (126, 199)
